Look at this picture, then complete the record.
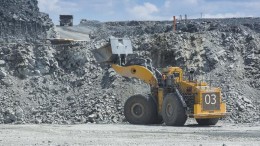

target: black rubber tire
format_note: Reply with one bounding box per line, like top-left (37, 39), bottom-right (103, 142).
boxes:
top-left (196, 118), bottom-right (219, 125)
top-left (153, 115), bottom-right (164, 124)
top-left (148, 95), bottom-right (163, 124)
top-left (162, 93), bottom-right (187, 126)
top-left (124, 94), bottom-right (156, 125)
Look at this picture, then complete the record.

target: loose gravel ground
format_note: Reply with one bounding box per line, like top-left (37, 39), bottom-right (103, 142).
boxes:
top-left (0, 121), bottom-right (259, 146)
top-left (1, 0), bottom-right (260, 127)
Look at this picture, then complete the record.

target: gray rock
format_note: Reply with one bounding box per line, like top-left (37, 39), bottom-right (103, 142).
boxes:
top-left (88, 114), bottom-right (97, 123)
top-left (0, 70), bottom-right (6, 77)
top-left (15, 106), bottom-right (24, 122)
top-left (4, 108), bottom-right (16, 123)
top-left (35, 118), bottom-right (42, 124)
top-left (34, 70), bottom-right (41, 75)
top-left (0, 60), bottom-right (5, 65)
top-left (242, 97), bottom-right (252, 104)
top-left (0, 113), bottom-right (4, 124)
top-left (246, 104), bottom-right (254, 109)
top-left (236, 100), bottom-right (245, 111)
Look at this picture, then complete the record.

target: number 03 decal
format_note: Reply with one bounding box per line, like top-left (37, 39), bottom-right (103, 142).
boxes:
top-left (204, 94), bottom-right (217, 105)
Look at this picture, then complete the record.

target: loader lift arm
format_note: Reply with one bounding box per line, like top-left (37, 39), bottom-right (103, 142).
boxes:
top-left (93, 37), bottom-right (159, 88)
top-left (111, 64), bottom-right (158, 88)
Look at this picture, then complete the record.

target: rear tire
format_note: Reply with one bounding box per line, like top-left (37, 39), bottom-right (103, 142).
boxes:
top-left (124, 94), bottom-right (156, 125)
top-left (162, 93), bottom-right (187, 126)
top-left (196, 118), bottom-right (219, 125)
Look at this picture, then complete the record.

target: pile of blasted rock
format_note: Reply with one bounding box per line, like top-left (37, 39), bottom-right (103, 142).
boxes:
top-left (0, 0), bottom-right (55, 42)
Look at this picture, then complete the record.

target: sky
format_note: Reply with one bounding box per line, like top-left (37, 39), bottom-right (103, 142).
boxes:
top-left (38, 0), bottom-right (260, 25)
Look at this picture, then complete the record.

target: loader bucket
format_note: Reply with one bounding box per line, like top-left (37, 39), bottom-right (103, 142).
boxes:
top-left (92, 43), bottom-right (113, 63)
top-left (92, 37), bottom-right (133, 63)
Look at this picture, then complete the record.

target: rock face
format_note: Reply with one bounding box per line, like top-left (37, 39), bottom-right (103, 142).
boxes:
top-left (0, 0), bottom-right (55, 42)
top-left (0, 0), bottom-right (259, 124)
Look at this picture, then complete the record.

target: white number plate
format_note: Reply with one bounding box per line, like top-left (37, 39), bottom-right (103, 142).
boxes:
top-left (202, 93), bottom-right (220, 110)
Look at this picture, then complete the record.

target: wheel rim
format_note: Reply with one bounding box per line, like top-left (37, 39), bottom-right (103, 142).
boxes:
top-left (166, 103), bottom-right (174, 117)
top-left (131, 103), bottom-right (144, 118)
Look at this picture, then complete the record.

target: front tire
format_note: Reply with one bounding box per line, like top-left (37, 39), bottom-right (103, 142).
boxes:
top-left (196, 118), bottom-right (219, 125)
top-left (162, 93), bottom-right (187, 126)
top-left (124, 94), bottom-right (156, 125)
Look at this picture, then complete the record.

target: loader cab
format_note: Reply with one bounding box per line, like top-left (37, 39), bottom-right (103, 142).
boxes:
top-left (159, 67), bottom-right (183, 87)
top-left (166, 67), bottom-right (183, 83)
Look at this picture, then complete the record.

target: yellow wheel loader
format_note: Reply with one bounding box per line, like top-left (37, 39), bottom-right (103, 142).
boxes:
top-left (93, 37), bottom-right (227, 126)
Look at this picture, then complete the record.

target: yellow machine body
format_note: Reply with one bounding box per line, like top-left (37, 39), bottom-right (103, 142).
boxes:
top-left (112, 65), bottom-right (227, 119)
